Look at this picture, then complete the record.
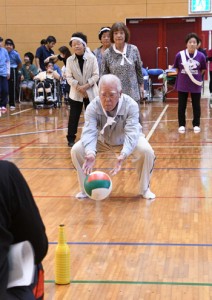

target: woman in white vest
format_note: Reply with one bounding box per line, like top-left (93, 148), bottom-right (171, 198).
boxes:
top-left (173, 32), bottom-right (207, 133)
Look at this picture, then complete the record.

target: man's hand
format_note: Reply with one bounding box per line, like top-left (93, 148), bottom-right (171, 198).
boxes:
top-left (110, 154), bottom-right (126, 176)
top-left (82, 154), bottom-right (96, 175)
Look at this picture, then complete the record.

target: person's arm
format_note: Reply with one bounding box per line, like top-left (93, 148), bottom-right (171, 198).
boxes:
top-left (6, 52), bottom-right (10, 79)
top-left (66, 57), bottom-right (79, 87)
top-left (16, 52), bottom-right (22, 70)
top-left (44, 54), bottom-right (58, 64)
top-left (35, 47), bottom-right (42, 72)
top-left (0, 161), bottom-right (48, 297)
top-left (8, 162), bottom-right (48, 264)
top-left (53, 70), bottom-right (61, 80)
top-left (100, 49), bottom-right (110, 77)
top-left (30, 64), bottom-right (38, 77)
top-left (134, 46), bottom-right (144, 97)
top-left (35, 57), bottom-right (42, 72)
top-left (121, 99), bottom-right (141, 157)
top-left (81, 100), bottom-right (99, 156)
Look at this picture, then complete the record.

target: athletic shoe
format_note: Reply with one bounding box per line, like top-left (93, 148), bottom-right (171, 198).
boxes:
top-left (142, 188), bottom-right (156, 200)
top-left (47, 96), bottom-right (56, 102)
top-left (10, 106), bottom-right (15, 110)
top-left (75, 191), bottom-right (88, 199)
top-left (35, 96), bottom-right (44, 103)
top-left (178, 126), bottom-right (185, 133)
top-left (193, 126), bottom-right (201, 133)
top-left (1, 106), bottom-right (7, 113)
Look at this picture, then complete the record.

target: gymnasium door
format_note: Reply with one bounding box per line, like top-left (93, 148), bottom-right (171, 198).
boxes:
top-left (127, 18), bottom-right (202, 70)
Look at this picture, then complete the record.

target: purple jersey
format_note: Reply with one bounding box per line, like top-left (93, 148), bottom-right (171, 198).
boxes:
top-left (173, 50), bottom-right (207, 93)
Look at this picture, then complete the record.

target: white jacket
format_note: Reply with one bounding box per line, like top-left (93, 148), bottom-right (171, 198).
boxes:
top-left (81, 94), bottom-right (143, 157)
top-left (66, 51), bottom-right (99, 102)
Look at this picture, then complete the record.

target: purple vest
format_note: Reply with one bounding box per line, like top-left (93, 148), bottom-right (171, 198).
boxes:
top-left (173, 50), bottom-right (207, 93)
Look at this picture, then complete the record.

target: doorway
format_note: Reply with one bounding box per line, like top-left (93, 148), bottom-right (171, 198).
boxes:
top-left (127, 17), bottom-right (202, 69)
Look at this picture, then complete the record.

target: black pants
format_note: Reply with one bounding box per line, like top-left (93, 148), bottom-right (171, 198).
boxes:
top-left (8, 68), bottom-right (18, 106)
top-left (0, 76), bottom-right (9, 107)
top-left (67, 98), bottom-right (90, 142)
top-left (209, 71), bottom-right (212, 94)
top-left (178, 91), bottom-right (201, 127)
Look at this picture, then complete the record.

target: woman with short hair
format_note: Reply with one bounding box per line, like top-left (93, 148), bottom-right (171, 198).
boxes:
top-left (101, 22), bottom-right (144, 104)
top-left (66, 32), bottom-right (99, 147)
top-left (173, 32), bottom-right (207, 133)
top-left (93, 26), bottom-right (111, 74)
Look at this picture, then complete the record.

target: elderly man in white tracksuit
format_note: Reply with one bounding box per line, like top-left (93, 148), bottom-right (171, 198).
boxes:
top-left (71, 74), bottom-right (156, 199)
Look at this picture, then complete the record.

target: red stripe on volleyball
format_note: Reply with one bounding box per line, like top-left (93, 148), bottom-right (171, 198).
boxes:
top-left (87, 173), bottom-right (110, 182)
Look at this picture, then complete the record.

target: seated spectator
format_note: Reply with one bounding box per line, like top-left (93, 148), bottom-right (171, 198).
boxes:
top-left (20, 52), bottom-right (38, 101)
top-left (34, 61), bottom-right (60, 103)
top-left (0, 160), bottom-right (48, 299)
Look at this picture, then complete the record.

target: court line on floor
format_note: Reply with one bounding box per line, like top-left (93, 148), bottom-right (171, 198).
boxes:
top-left (0, 139), bottom-right (39, 160)
top-left (10, 108), bottom-right (33, 115)
top-left (44, 279), bottom-right (212, 286)
top-left (0, 128), bottom-right (66, 138)
top-left (15, 167), bottom-right (212, 170)
top-left (48, 241), bottom-right (212, 247)
top-left (146, 105), bottom-right (169, 141)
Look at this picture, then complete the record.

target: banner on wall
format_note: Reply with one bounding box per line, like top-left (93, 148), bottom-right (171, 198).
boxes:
top-left (189, 0), bottom-right (211, 14)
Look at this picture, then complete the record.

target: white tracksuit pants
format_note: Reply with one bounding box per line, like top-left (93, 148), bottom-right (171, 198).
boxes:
top-left (71, 135), bottom-right (155, 195)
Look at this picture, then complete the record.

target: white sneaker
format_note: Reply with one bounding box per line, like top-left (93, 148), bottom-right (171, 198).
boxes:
top-left (47, 96), bottom-right (55, 102)
top-left (1, 106), bottom-right (7, 111)
top-left (10, 106), bottom-right (15, 110)
top-left (75, 191), bottom-right (88, 199)
top-left (193, 126), bottom-right (201, 133)
top-left (178, 126), bottom-right (185, 133)
top-left (35, 96), bottom-right (44, 103)
top-left (142, 188), bottom-right (156, 199)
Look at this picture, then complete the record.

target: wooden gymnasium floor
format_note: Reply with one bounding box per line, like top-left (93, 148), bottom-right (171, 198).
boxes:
top-left (1, 88), bottom-right (212, 300)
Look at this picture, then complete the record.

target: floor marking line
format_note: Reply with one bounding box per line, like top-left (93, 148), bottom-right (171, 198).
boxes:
top-left (0, 139), bottom-right (39, 160)
top-left (146, 105), bottom-right (169, 141)
top-left (44, 280), bottom-right (212, 287)
top-left (10, 108), bottom-right (33, 115)
top-left (48, 241), bottom-right (212, 247)
top-left (0, 128), bottom-right (66, 138)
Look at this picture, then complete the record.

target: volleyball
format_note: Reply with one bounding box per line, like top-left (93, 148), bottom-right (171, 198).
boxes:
top-left (84, 171), bottom-right (112, 201)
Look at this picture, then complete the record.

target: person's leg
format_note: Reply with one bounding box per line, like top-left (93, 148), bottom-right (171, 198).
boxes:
top-left (132, 134), bottom-right (156, 198)
top-left (0, 76), bottom-right (9, 108)
top-left (71, 139), bottom-right (112, 197)
top-left (21, 85), bottom-right (27, 100)
top-left (178, 91), bottom-right (188, 127)
top-left (8, 68), bottom-right (16, 107)
top-left (209, 71), bottom-right (212, 94)
top-left (67, 100), bottom-right (83, 145)
top-left (71, 140), bottom-right (87, 196)
top-left (191, 92), bottom-right (201, 128)
top-left (35, 82), bottom-right (45, 102)
top-left (83, 98), bottom-right (90, 110)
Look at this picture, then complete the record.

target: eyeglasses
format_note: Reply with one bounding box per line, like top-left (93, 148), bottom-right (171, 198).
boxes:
top-left (100, 91), bottom-right (118, 100)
